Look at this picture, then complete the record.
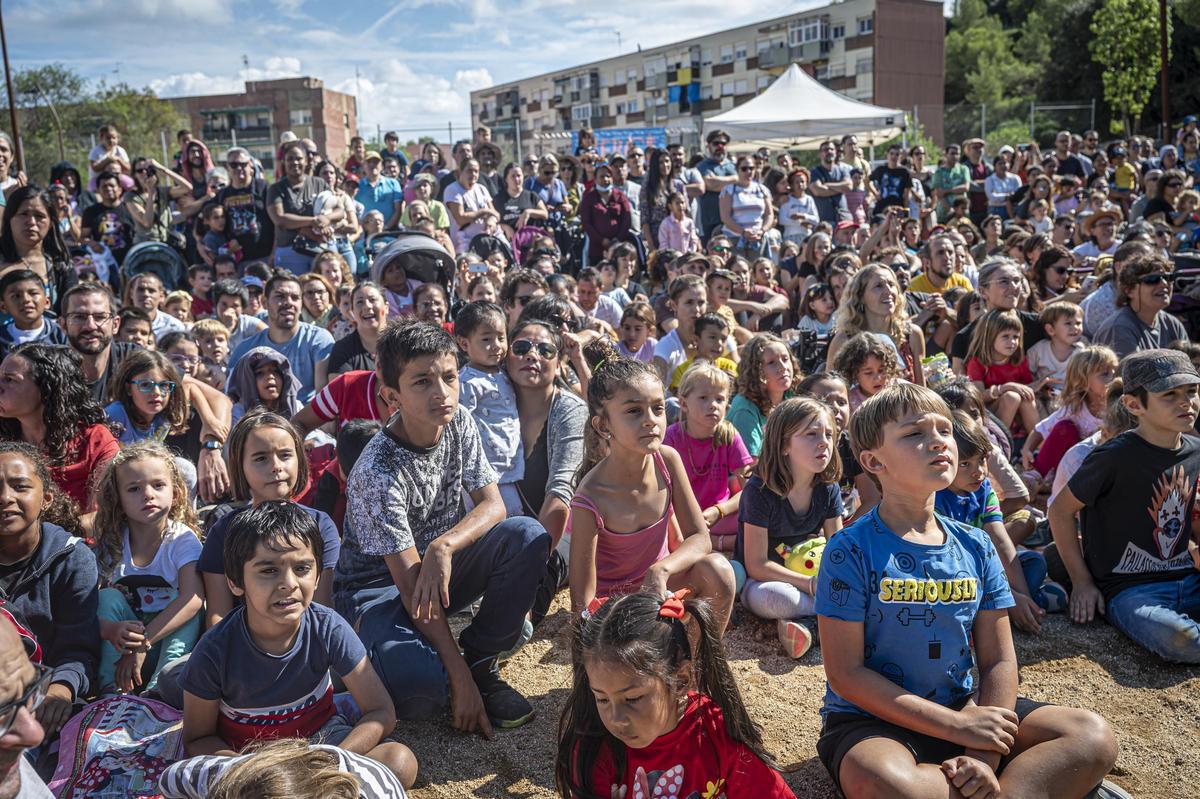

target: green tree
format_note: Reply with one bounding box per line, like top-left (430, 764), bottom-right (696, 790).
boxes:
top-left (1, 64), bottom-right (184, 186)
top-left (1090, 0), bottom-right (1172, 134)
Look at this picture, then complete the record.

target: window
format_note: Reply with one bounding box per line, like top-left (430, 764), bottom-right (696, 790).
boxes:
top-left (788, 20), bottom-right (802, 47)
top-left (719, 45), bottom-right (733, 63)
top-left (701, 49), bottom-right (713, 65)
top-left (789, 19), bottom-right (822, 46)
top-left (656, 94), bottom-right (666, 106)
top-left (628, 98), bottom-right (638, 113)
top-left (734, 41), bottom-right (747, 59)
top-left (858, 16), bottom-right (873, 35)
top-left (757, 38), bottom-right (771, 54)
top-left (288, 109), bottom-right (312, 126)
top-left (829, 61), bottom-right (846, 78)
top-left (599, 72), bottom-right (608, 88)
top-left (572, 104), bottom-right (592, 121)
top-left (734, 79), bottom-right (748, 94)
top-left (815, 66), bottom-right (829, 80)
top-left (700, 84), bottom-right (713, 100)
top-left (645, 56), bottom-right (667, 77)
top-left (832, 23), bottom-right (845, 39)
top-left (856, 56), bottom-right (873, 75)
top-left (615, 102), bottom-right (625, 115)
top-left (720, 81), bottom-right (734, 97)
top-left (757, 75), bottom-right (771, 90)
top-left (627, 69), bottom-right (638, 81)
top-left (614, 70), bottom-right (625, 85)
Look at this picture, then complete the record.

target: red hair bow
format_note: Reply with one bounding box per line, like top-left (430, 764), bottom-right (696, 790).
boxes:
top-left (658, 589), bottom-right (692, 620)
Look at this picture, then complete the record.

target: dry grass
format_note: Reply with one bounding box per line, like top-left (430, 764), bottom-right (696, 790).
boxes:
top-left (399, 594), bottom-right (1199, 798)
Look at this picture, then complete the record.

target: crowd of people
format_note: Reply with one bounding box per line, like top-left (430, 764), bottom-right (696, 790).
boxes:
top-left (2, 112), bottom-right (1200, 799)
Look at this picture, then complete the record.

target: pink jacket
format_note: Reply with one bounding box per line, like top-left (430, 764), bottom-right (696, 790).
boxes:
top-left (657, 215), bottom-right (701, 253)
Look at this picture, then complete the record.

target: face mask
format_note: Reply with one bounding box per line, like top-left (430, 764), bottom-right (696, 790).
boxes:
top-left (597, 183), bottom-right (612, 193)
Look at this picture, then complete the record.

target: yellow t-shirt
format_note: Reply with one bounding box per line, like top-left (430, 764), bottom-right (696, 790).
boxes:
top-left (713, 304), bottom-right (739, 331)
top-left (670, 356), bottom-right (739, 393)
top-left (1114, 163), bottom-right (1137, 192)
top-left (908, 271), bottom-right (973, 295)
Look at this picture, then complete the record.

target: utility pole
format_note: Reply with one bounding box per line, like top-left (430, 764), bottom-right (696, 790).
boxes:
top-left (615, 30), bottom-right (622, 54)
top-left (0, 0), bottom-right (24, 173)
top-left (1159, 0), bottom-right (1169, 142)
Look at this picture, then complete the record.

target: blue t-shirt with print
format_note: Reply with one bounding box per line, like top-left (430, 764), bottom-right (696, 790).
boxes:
top-left (934, 478), bottom-right (1003, 530)
top-left (815, 507), bottom-right (1015, 718)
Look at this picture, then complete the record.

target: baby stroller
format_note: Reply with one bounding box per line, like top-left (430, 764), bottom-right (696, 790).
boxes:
top-left (369, 232), bottom-right (455, 293)
top-left (122, 241), bottom-right (188, 292)
top-left (468, 233), bottom-right (515, 269)
top-left (360, 229), bottom-right (403, 279)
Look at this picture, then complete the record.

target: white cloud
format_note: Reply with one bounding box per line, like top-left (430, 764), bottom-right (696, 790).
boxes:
top-left (332, 62), bottom-right (495, 136)
top-left (150, 57), bottom-right (303, 98)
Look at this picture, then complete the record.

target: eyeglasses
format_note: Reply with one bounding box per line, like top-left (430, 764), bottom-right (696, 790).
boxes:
top-left (511, 339), bottom-right (559, 359)
top-left (1049, 265), bottom-right (1071, 275)
top-left (135, 168), bottom-right (154, 175)
top-left (168, 354), bottom-right (200, 366)
top-left (0, 663), bottom-right (53, 738)
top-left (302, 289), bottom-right (329, 298)
top-left (1138, 273), bottom-right (1172, 285)
top-left (738, 166), bottom-right (753, 173)
top-left (227, 161), bottom-right (250, 170)
top-left (711, 244), bottom-right (731, 253)
top-left (1166, 181), bottom-right (1184, 188)
top-left (546, 314), bottom-right (580, 332)
top-left (130, 379), bottom-right (177, 395)
top-left (65, 312), bottom-right (113, 325)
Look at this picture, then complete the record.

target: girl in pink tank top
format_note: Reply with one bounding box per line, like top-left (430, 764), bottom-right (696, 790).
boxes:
top-left (569, 357), bottom-right (737, 634)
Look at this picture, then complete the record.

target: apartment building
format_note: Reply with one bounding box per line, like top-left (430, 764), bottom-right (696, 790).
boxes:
top-left (470, 0), bottom-right (944, 157)
top-left (169, 77), bottom-right (358, 169)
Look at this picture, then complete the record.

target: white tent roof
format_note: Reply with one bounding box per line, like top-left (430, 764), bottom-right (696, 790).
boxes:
top-left (705, 64), bottom-right (904, 151)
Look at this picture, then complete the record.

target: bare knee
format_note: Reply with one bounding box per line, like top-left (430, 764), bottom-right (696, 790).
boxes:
top-left (694, 553), bottom-right (736, 598)
top-left (840, 752), bottom-right (934, 799)
top-left (371, 741), bottom-right (419, 789)
top-left (1067, 709), bottom-right (1120, 773)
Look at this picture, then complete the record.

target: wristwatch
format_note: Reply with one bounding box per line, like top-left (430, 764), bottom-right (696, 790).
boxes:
top-left (202, 440), bottom-right (223, 451)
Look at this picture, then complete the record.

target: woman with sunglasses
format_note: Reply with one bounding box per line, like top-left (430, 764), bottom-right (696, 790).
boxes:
top-left (1094, 254), bottom-right (1188, 359)
top-left (718, 155), bottom-right (774, 259)
top-left (505, 318), bottom-right (586, 568)
top-left (123, 156), bottom-right (193, 246)
top-left (1142, 168), bottom-right (1188, 230)
top-left (1029, 245), bottom-right (1084, 308)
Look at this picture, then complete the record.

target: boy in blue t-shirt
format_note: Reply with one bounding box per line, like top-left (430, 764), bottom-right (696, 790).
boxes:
top-left (934, 410), bottom-right (1066, 635)
top-left (180, 501), bottom-right (416, 788)
top-left (815, 384), bottom-right (1121, 799)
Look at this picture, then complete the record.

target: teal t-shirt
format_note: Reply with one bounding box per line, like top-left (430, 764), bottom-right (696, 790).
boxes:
top-left (934, 477), bottom-right (1003, 529)
top-left (726, 393), bottom-right (767, 458)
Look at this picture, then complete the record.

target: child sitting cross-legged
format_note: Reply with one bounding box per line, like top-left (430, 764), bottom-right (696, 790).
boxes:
top-left (1049, 349), bottom-right (1200, 664)
top-left (936, 411), bottom-right (1066, 637)
top-left (180, 501), bottom-right (417, 788)
top-left (570, 357), bottom-right (736, 633)
top-left (1020, 345), bottom-right (1118, 478)
top-left (816, 383), bottom-right (1123, 799)
top-left (965, 309), bottom-right (1043, 435)
top-left (738, 397), bottom-right (844, 659)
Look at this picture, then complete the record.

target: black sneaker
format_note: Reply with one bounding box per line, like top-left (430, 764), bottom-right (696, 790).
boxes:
top-left (531, 549), bottom-right (568, 627)
top-left (469, 657), bottom-right (535, 729)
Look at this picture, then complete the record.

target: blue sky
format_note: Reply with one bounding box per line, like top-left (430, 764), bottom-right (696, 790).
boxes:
top-left (7, 0), bottom-right (948, 140)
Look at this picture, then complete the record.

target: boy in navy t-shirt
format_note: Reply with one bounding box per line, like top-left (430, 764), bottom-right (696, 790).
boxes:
top-left (934, 410), bottom-right (1064, 635)
top-left (815, 384), bottom-right (1121, 799)
top-left (1050, 349), bottom-right (1200, 663)
top-left (180, 502), bottom-right (416, 788)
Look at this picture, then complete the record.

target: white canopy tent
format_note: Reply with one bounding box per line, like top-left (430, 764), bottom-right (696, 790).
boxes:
top-left (704, 64), bottom-right (905, 151)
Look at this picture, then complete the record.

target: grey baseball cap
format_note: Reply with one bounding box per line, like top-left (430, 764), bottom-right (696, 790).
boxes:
top-left (1122, 349), bottom-right (1200, 394)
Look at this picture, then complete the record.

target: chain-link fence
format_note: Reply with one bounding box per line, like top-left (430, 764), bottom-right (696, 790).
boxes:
top-left (941, 100), bottom-right (1099, 151)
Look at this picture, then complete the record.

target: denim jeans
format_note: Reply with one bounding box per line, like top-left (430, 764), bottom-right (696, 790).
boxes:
top-left (1104, 572), bottom-right (1200, 663)
top-left (1016, 549), bottom-right (1055, 609)
top-left (273, 245), bottom-right (314, 275)
top-left (334, 516), bottom-right (550, 719)
top-left (98, 587), bottom-right (200, 692)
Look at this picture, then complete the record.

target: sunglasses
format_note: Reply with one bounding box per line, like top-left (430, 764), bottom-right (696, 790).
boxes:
top-left (511, 339), bottom-right (559, 359)
top-left (130, 379), bottom-right (176, 394)
top-left (1138, 273), bottom-right (1171, 285)
top-left (1166, 181), bottom-right (1183, 188)
top-left (136, 168), bottom-right (154, 175)
top-left (711, 245), bottom-right (731, 253)
top-left (738, 166), bottom-right (753, 173)
top-left (1049, 265), bottom-right (1071, 275)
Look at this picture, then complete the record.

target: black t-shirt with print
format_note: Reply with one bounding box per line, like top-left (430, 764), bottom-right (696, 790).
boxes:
top-left (1067, 430), bottom-right (1200, 601)
top-left (216, 178), bottom-right (274, 260)
top-left (493, 188), bottom-right (541, 230)
top-left (327, 331), bottom-right (373, 377)
top-left (869, 165), bottom-right (912, 208)
top-left (81, 202), bottom-right (133, 264)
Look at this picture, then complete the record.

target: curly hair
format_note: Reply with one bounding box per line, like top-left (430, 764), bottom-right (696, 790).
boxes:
top-left (0, 344), bottom-right (111, 465)
top-left (91, 442), bottom-right (200, 579)
top-left (735, 333), bottom-right (797, 415)
top-left (832, 332), bottom-right (902, 387)
top-left (834, 263), bottom-right (910, 345)
top-left (0, 441), bottom-right (82, 534)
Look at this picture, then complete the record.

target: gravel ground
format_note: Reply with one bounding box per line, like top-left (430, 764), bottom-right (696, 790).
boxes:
top-left (398, 594), bottom-right (1199, 798)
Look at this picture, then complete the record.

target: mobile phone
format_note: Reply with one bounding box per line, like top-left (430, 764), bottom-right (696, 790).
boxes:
top-left (468, 262), bottom-right (489, 273)
top-left (895, 208), bottom-right (909, 219)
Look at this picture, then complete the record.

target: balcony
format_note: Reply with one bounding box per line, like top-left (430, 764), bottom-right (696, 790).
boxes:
top-left (757, 44), bottom-right (791, 69)
top-left (829, 76), bottom-right (857, 91)
top-left (201, 124), bottom-right (272, 142)
top-left (527, 100), bottom-right (541, 112)
top-left (626, 111), bottom-right (644, 122)
top-left (711, 62), bottom-right (734, 77)
top-left (645, 73), bottom-right (667, 90)
top-left (844, 32), bottom-right (874, 50)
top-left (608, 84), bottom-right (627, 97)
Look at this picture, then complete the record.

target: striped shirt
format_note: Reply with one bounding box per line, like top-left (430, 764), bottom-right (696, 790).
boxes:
top-left (159, 744), bottom-right (407, 798)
